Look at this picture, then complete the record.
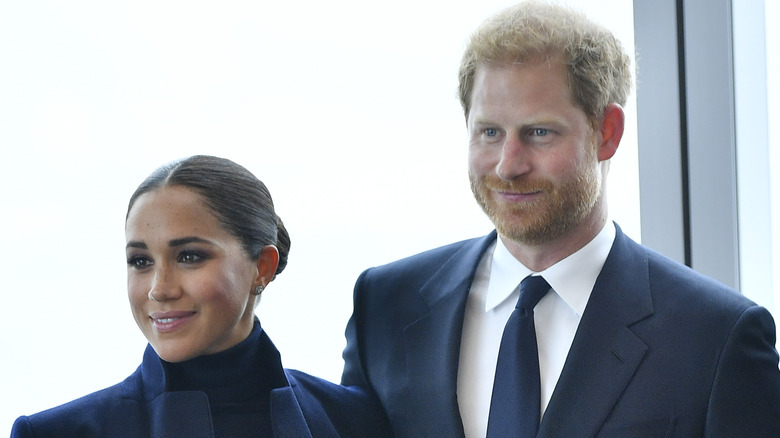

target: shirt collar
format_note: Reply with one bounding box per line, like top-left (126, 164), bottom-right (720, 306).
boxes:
top-left (484, 221), bottom-right (616, 314)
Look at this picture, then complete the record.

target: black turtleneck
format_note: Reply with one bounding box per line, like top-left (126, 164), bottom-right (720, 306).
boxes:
top-left (161, 320), bottom-right (289, 438)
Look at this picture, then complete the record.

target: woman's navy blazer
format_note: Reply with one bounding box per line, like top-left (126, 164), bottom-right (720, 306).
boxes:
top-left (12, 328), bottom-right (392, 438)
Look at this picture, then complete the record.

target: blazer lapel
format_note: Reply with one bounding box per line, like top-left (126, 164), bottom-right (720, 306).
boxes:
top-left (401, 232), bottom-right (497, 438)
top-left (269, 386), bottom-right (315, 438)
top-left (138, 345), bottom-right (215, 438)
top-left (539, 226), bottom-right (654, 438)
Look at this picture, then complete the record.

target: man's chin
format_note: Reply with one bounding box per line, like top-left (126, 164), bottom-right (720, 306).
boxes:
top-left (493, 211), bottom-right (581, 246)
top-left (497, 226), bottom-right (548, 246)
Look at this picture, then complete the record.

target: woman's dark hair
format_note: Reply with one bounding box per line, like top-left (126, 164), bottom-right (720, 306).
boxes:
top-left (126, 155), bottom-right (289, 277)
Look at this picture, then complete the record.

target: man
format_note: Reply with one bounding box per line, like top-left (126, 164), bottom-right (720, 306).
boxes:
top-left (342, 2), bottom-right (780, 437)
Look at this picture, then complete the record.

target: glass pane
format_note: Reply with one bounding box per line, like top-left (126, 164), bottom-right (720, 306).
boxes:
top-left (768, 1), bottom-right (780, 313)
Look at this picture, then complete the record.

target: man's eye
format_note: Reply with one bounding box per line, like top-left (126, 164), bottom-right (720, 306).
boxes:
top-left (178, 252), bottom-right (204, 264)
top-left (484, 128), bottom-right (498, 137)
top-left (128, 257), bottom-right (152, 269)
top-left (531, 128), bottom-right (549, 136)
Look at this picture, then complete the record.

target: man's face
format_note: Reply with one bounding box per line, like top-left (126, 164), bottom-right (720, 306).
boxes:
top-left (467, 59), bottom-right (603, 246)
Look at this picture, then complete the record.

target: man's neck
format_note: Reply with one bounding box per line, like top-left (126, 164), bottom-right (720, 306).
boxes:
top-left (500, 213), bottom-right (608, 272)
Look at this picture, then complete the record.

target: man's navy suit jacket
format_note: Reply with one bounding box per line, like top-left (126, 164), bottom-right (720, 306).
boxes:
top-left (12, 329), bottom-right (392, 438)
top-left (342, 225), bottom-right (780, 437)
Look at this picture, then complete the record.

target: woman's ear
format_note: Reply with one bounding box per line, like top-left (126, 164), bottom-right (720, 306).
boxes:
top-left (255, 245), bottom-right (279, 288)
top-left (597, 103), bottom-right (625, 162)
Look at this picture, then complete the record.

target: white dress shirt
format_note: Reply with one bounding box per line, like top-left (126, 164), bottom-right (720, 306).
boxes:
top-left (457, 222), bottom-right (616, 438)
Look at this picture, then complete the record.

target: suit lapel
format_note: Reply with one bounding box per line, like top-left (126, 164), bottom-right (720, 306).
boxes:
top-left (401, 232), bottom-right (497, 438)
top-left (539, 227), bottom-right (654, 437)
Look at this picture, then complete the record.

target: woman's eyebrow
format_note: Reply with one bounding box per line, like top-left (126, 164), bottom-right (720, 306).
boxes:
top-left (126, 241), bottom-right (147, 250)
top-left (168, 236), bottom-right (213, 247)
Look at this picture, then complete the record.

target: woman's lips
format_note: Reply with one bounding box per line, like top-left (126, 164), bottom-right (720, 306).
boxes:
top-left (149, 311), bottom-right (196, 332)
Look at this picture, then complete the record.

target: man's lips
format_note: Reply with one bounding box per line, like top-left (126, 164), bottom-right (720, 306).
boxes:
top-left (496, 189), bottom-right (541, 195)
top-left (495, 189), bottom-right (542, 201)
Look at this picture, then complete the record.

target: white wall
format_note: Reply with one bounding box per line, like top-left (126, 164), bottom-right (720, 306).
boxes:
top-left (0, 0), bottom-right (638, 428)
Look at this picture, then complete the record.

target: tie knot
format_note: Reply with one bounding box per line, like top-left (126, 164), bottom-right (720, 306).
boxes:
top-left (517, 275), bottom-right (550, 311)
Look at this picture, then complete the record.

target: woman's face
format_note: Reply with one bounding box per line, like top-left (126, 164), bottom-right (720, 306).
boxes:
top-left (125, 185), bottom-right (269, 363)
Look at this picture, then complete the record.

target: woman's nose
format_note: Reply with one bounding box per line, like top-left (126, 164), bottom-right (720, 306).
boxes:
top-left (147, 268), bottom-right (180, 302)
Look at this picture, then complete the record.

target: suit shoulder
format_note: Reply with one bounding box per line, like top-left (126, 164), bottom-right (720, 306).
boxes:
top-left (644, 246), bottom-right (752, 307)
top-left (284, 369), bottom-right (393, 438)
top-left (605, 230), bottom-right (761, 330)
top-left (362, 234), bottom-right (492, 278)
top-left (631, 244), bottom-right (766, 333)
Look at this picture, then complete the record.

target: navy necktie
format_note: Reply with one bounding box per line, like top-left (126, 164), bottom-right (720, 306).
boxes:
top-left (486, 275), bottom-right (551, 438)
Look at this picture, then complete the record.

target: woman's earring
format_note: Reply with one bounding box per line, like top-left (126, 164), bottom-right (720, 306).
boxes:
top-left (253, 285), bottom-right (264, 295)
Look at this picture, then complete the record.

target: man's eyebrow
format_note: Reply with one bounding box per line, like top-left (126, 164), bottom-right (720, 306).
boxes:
top-left (470, 116), bottom-right (493, 125)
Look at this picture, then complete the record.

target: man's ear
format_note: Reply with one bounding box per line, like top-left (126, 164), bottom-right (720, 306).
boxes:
top-left (597, 103), bottom-right (625, 162)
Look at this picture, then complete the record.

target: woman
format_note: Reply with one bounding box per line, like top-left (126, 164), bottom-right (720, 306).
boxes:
top-left (11, 155), bottom-right (393, 438)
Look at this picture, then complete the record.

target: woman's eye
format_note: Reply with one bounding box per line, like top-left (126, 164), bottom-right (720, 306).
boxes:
top-left (128, 256), bottom-right (152, 269)
top-left (178, 252), bottom-right (204, 264)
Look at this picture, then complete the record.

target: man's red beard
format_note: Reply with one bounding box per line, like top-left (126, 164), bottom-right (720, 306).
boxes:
top-left (469, 162), bottom-right (601, 246)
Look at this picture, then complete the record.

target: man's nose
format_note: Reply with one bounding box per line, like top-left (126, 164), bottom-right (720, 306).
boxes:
top-left (496, 136), bottom-right (532, 180)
